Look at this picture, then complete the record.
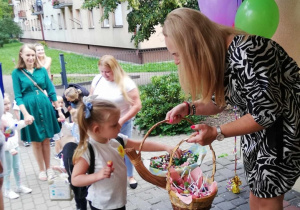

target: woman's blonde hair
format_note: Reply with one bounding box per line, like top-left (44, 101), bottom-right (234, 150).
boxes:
top-left (34, 43), bottom-right (46, 57)
top-left (163, 8), bottom-right (247, 106)
top-left (98, 55), bottom-right (131, 103)
top-left (64, 87), bottom-right (82, 102)
top-left (72, 99), bottom-right (120, 164)
top-left (16, 44), bottom-right (42, 70)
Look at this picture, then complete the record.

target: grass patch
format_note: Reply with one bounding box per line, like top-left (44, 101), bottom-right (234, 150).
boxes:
top-left (0, 42), bottom-right (177, 75)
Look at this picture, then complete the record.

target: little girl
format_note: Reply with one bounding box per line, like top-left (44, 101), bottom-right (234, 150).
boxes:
top-left (71, 97), bottom-right (180, 210)
top-left (1, 93), bottom-right (32, 199)
top-left (52, 95), bottom-right (70, 159)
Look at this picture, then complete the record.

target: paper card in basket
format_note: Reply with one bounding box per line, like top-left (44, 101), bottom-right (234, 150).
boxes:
top-left (148, 144), bottom-right (207, 177)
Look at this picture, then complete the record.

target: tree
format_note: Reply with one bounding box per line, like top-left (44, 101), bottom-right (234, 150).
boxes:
top-left (0, 0), bottom-right (13, 19)
top-left (0, 18), bottom-right (23, 47)
top-left (82, 0), bottom-right (199, 48)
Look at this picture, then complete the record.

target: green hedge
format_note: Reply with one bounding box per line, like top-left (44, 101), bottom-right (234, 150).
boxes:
top-left (135, 73), bottom-right (205, 136)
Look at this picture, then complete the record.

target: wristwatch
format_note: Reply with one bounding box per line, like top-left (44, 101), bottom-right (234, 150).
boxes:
top-left (216, 126), bottom-right (225, 141)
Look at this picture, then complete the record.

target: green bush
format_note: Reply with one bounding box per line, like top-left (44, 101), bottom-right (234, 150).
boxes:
top-left (135, 73), bottom-right (205, 136)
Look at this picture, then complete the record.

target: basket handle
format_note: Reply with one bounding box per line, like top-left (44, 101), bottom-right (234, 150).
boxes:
top-left (137, 118), bottom-right (194, 155)
top-left (167, 135), bottom-right (216, 181)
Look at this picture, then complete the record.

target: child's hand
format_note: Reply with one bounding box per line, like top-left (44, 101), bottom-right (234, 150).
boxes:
top-left (10, 149), bottom-right (18, 155)
top-left (167, 146), bottom-right (182, 158)
top-left (97, 166), bottom-right (114, 180)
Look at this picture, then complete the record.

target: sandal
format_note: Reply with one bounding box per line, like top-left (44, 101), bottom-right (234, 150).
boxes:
top-left (39, 171), bottom-right (47, 181)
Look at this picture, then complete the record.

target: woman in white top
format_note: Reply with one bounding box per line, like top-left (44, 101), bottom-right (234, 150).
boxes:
top-left (90, 55), bottom-right (142, 189)
top-left (35, 43), bottom-right (52, 80)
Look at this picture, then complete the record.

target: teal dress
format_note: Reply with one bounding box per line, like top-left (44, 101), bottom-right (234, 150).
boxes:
top-left (12, 67), bottom-right (60, 142)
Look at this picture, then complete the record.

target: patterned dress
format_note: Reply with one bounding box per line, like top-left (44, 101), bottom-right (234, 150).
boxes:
top-left (12, 67), bottom-right (60, 142)
top-left (225, 35), bottom-right (300, 198)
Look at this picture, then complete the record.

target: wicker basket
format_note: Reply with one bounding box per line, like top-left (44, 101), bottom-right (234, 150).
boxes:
top-left (125, 118), bottom-right (194, 189)
top-left (166, 140), bottom-right (217, 210)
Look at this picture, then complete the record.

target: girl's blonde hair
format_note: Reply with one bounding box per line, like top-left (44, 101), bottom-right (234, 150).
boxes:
top-left (72, 99), bottom-right (120, 163)
top-left (98, 55), bottom-right (132, 103)
top-left (163, 8), bottom-right (247, 107)
top-left (64, 87), bottom-right (82, 102)
top-left (3, 93), bottom-right (10, 101)
top-left (16, 44), bottom-right (42, 70)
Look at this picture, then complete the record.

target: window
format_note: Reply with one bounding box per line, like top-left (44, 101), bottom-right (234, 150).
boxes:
top-left (58, 13), bottom-right (62, 29)
top-left (101, 7), bottom-right (109, 28)
top-left (87, 9), bottom-right (94, 28)
top-left (114, 3), bottom-right (123, 27)
top-left (69, 8), bottom-right (75, 29)
top-left (75, 9), bottom-right (82, 28)
top-left (51, 15), bottom-right (54, 30)
top-left (62, 10), bottom-right (67, 29)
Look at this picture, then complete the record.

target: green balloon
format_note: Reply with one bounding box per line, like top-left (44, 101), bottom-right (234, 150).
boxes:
top-left (235, 0), bottom-right (279, 38)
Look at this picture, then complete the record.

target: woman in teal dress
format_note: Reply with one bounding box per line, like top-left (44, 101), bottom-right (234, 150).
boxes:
top-left (12, 44), bottom-right (65, 181)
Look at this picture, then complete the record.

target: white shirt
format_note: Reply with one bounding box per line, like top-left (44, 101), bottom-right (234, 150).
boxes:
top-left (1, 112), bottom-right (26, 153)
top-left (91, 75), bottom-right (137, 118)
top-left (81, 134), bottom-right (128, 209)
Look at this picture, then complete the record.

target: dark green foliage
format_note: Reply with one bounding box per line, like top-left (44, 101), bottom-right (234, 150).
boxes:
top-left (0, 18), bottom-right (23, 47)
top-left (135, 73), bottom-right (205, 136)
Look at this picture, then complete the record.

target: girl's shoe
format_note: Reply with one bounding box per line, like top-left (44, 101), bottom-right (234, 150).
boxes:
top-left (47, 168), bottom-right (55, 181)
top-left (39, 171), bottom-right (47, 181)
top-left (128, 177), bottom-right (138, 189)
top-left (4, 190), bottom-right (19, 199)
top-left (15, 186), bottom-right (32, 194)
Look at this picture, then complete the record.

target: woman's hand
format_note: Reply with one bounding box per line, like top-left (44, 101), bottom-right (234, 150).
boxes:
top-left (165, 103), bottom-right (188, 124)
top-left (24, 114), bottom-right (35, 125)
top-left (187, 124), bottom-right (217, 145)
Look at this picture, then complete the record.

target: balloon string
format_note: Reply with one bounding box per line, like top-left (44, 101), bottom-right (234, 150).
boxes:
top-left (234, 106), bottom-right (238, 176)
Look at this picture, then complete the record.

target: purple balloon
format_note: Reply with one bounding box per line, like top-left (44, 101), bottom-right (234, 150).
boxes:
top-left (198, 0), bottom-right (242, 26)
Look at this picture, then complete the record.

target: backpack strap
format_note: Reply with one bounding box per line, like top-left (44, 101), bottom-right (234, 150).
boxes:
top-left (87, 143), bottom-right (95, 174)
top-left (115, 135), bottom-right (125, 148)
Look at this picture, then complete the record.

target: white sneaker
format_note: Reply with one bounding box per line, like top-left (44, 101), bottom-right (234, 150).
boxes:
top-left (47, 169), bottom-right (55, 181)
top-left (15, 186), bottom-right (32, 194)
top-left (4, 190), bottom-right (19, 199)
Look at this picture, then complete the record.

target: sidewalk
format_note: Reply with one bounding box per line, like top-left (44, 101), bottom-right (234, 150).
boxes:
top-left (3, 128), bottom-right (300, 210)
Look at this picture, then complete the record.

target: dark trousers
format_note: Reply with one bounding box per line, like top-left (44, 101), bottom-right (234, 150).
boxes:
top-left (62, 142), bottom-right (88, 210)
top-left (89, 201), bottom-right (126, 210)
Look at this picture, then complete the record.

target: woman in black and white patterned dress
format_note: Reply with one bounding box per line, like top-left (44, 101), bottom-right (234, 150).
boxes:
top-left (164, 8), bottom-right (300, 209)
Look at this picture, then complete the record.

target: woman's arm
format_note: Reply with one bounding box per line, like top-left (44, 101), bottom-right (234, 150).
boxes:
top-left (72, 157), bottom-right (113, 187)
top-left (193, 100), bottom-right (225, 115)
top-left (187, 113), bottom-right (264, 145)
top-left (44, 57), bottom-right (52, 78)
top-left (166, 100), bottom-right (224, 124)
top-left (89, 86), bottom-right (95, 96)
top-left (119, 88), bottom-right (142, 126)
top-left (18, 105), bottom-right (34, 125)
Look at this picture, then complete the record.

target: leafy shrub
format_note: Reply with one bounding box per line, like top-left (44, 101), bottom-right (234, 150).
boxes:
top-left (39, 41), bottom-right (48, 48)
top-left (135, 73), bottom-right (205, 136)
top-left (8, 39), bottom-right (20, 43)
